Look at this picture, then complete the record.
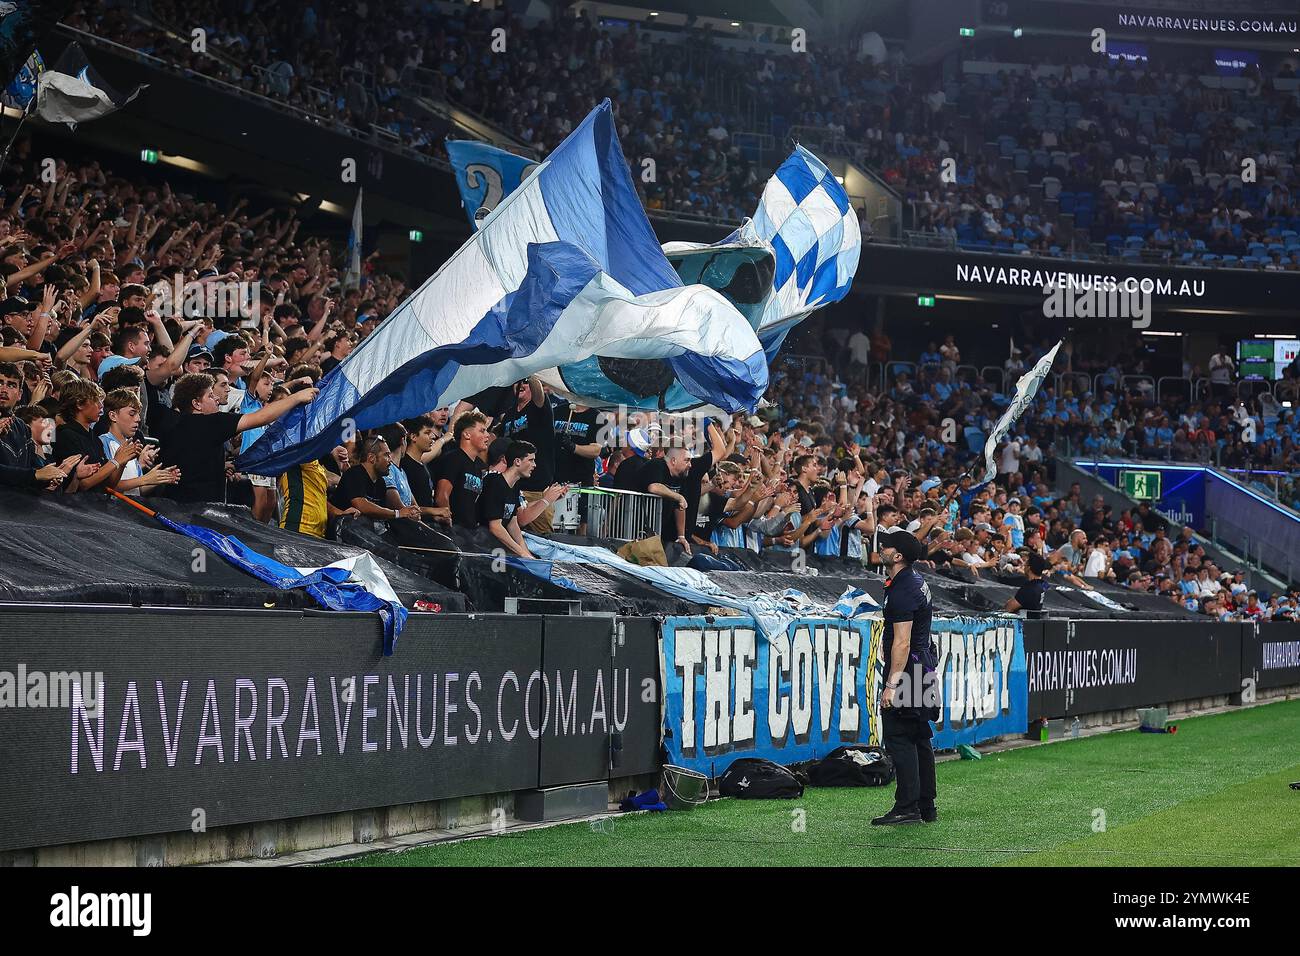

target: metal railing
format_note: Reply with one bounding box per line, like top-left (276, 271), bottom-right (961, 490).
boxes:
top-left (980, 365), bottom-right (1008, 392)
top-left (1056, 371), bottom-right (1091, 395)
top-left (1122, 374), bottom-right (1156, 396)
top-left (585, 489), bottom-right (663, 542)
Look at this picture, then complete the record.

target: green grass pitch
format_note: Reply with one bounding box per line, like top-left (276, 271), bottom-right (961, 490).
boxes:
top-left (334, 697), bottom-right (1300, 867)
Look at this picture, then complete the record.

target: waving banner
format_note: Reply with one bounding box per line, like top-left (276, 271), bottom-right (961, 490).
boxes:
top-left (238, 100), bottom-right (766, 475)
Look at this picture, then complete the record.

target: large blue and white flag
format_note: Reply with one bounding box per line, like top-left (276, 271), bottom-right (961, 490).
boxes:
top-left (237, 100), bottom-right (765, 475)
top-left (976, 339), bottom-right (1063, 485)
top-left (542, 144), bottom-right (861, 410)
top-left (446, 139), bottom-right (540, 228)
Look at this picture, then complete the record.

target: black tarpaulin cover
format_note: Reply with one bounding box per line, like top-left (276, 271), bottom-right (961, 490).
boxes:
top-left (0, 491), bottom-right (464, 612)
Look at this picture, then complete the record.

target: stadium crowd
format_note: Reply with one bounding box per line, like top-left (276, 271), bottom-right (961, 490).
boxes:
top-left (0, 135), bottom-right (1296, 622)
top-left (64, 1), bottom-right (1300, 258)
top-left (903, 54), bottom-right (1300, 266)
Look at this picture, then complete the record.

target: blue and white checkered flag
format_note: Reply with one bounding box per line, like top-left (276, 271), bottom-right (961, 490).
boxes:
top-left (662, 145), bottom-right (861, 366)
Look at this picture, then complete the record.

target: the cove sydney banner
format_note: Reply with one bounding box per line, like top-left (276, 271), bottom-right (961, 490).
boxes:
top-left (661, 615), bottom-right (1026, 776)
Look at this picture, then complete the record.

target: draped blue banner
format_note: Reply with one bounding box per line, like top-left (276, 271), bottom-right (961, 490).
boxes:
top-left (929, 617), bottom-right (1026, 750)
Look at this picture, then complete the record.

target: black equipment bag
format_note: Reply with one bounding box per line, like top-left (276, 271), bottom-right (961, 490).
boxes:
top-left (808, 745), bottom-right (896, 787)
top-left (717, 757), bottom-right (805, 799)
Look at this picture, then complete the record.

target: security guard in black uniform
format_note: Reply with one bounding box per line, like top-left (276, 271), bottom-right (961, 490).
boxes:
top-left (873, 529), bottom-right (939, 825)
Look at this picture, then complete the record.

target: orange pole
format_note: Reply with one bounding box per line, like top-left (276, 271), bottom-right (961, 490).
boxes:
top-left (104, 486), bottom-right (159, 519)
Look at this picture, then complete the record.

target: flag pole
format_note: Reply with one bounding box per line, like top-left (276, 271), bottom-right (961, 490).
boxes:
top-left (0, 95), bottom-right (34, 173)
top-left (104, 486), bottom-right (160, 519)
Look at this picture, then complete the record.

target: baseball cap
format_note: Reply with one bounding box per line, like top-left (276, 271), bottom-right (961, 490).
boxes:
top-left (204, 329), bottom-right (231, 350)
top-left (0, 296), bottom-right (32, 317)
top-left (186, 344), bottom-right (214, 363)
top-left (97, 354), bottom-right (144, 378)
top-left (919, 477), bottom-right (941, 493)
top-left (882, 528), bottom-right (924, 563)
top-left (974, 522), bottom-right (994, 532)
top-left (746, 414), bottom-right (766, 428)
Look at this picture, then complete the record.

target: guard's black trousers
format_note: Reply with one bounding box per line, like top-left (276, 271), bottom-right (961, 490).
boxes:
top-left (882, 708), bottom-right (937, 814)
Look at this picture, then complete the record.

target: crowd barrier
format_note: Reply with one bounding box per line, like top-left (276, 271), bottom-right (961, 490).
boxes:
top-left (2, 607), bottom-right (1296, 860)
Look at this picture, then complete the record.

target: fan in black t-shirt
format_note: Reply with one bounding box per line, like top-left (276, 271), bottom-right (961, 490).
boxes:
top-left (553, 401), bottom-right (604, 486)
top-left (473, 377), bottom-right (556, 493)
top-left (331, 462), bottom-right (388, 512)
top-left (160, 370), bottom-right (318, 503)
top-left (328, 436), bottom-right (420, 524)
top-left (633, 422), bottom-right (723, 549)
top-left (1005, 552), bottom-right (1050, 617)
top-left (635, 447), bottom-right (699, 551)
top-left (477, 440), bottom-right (540, 558)
top-left (435, 411), bottom-right (492, 527)
top-left (398, 415), bottom-right (452, 525)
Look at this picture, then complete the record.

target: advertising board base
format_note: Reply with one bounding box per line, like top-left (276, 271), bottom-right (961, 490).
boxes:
top-left (0, 773), bottom-right (658, 867)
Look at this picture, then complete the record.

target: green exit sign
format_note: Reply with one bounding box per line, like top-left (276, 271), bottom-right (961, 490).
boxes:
top-left (1122, 470), bottom-right (1161, 501)
top-left (917, 295), bottom-right (936, 307)
top-left (959, 27), bottom-right (975, 37)
top-left (409, 230), bottom-right (423, 242)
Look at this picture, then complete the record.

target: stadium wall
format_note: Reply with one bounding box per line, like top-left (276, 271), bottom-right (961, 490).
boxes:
top-left (1026, 619), bottom-right (1300, 727)
top-left (2, 609), bottom-right (1295, 865)
top-left (0, 608), bottom-right (662, 864)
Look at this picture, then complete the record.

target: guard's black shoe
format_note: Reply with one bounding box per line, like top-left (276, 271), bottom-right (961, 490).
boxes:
top-left (871, 808), bottom-right (922, 826)
top-left (920, 807), bottom-right (938, 823)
